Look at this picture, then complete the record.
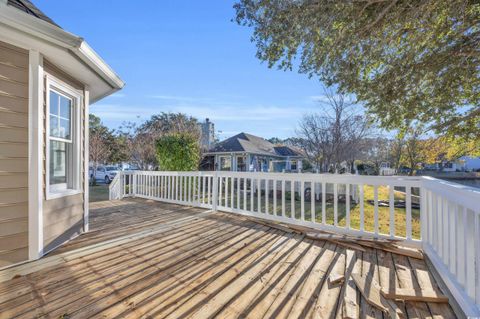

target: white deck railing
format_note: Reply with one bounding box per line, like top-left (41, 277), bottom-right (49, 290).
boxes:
top-left (109, 170), bottom-right (480, 316)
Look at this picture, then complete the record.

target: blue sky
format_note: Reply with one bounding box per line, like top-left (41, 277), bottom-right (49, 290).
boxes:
top-left (35, 0), bottom-right (326, 140)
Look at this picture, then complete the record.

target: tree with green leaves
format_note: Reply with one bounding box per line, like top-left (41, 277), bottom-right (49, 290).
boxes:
top-left (89, 114), bottom-right (128, 165)
top-left (118, 112), bottom-right (201, 170)
top-left (156, 133), bottom-right (200, 171)
top-left (234, 0), bottom-right (480, 137)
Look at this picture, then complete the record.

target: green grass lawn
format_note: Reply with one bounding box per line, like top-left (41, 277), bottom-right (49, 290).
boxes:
top-left (216, 184), bottom-right (421, 239)
top-left (89, 184), bottom-right (109, 202)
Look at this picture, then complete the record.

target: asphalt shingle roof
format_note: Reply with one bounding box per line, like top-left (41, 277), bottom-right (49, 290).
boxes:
top-left (209, 133), bottom-right (302, 158)
top-left (7, 0), bottom-right (60, 27)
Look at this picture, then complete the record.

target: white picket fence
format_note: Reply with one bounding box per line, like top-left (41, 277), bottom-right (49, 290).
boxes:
top-left (109, 170), bottom-right (480, 316)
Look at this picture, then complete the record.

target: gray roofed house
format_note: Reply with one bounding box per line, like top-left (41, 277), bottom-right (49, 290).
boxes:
top-left (204, 133), bottom-right (303, 172)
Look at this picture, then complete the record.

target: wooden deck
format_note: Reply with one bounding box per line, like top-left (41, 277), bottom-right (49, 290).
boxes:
top-left (0, 199), bottom-right (456, 318)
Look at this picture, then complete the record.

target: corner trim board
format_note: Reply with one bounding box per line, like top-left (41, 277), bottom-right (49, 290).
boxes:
top-left (28, 49), bottom-right (44, 259)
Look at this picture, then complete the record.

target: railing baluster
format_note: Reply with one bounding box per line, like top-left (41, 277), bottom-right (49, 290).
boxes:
top-left (300, 181), bottom-right (305, 221)
top-left (374, 185), bottom-right (379, 235)
top-left (333, 183), bottom-right (338, 226)
top-left (281, 179), bottom-right (286, 218)
top-left (243, 177), bottom-right (247, 210)
top-left (311, 181), bottom-right (315, 223)
top-left (250, 178), bottom-right (254, 212)
top-left (163, 175), bottom-right (166, 199)
top-left (212, 174), bottom-right (218, 211)
top-left (443, 198), bottom-right (449, 265)
top-left (225, 176), bottom-right (229, 208)
top-left (389, 185), bottom-right (395, 237)
top-left (181, 176), bottom-right (185, 202)
top-left (236, 177), bottom-right (240, 210)
top-left (346, 184), bottom-right (350, 229)
top-left (207, 176), bottom-right (211, 205)
top-left (257, 178), bottom-right (261, 214)
top-left (437, 195), bottom-right (442, 257)
top-left (291, 180), bottom-right (295, 219)
top-left (230, 177), bottom-right (234, 210)
top-left (273, 179), bottom-right (277, 216)
top-left (189, 175), bottom-right (193, 203)
top-left (166, 175), bottom-right (169, 200)
top-left (461, 206), bottom-right (467, 286)
top-left (449, 200), bottom-right (456, 274)
top-left (466, 210), bottom-right (475, 299)
top-left (265, 179), bottom-right (269, 215)
top-left (219, 176), bottom-right (223, 207)
top-left (176, 175), bottom-right (180, 201)
top-left (406, 186), bottom-right (412, 240)
top-left (322, 182), bottom-right (326, 225)
top-left (360, 184), bottom-right (364, 232)
top-left (202, 175), bottom-right (206, 204)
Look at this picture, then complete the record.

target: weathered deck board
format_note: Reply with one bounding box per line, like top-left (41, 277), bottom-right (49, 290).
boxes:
top-left (0, 199), bottom-right (457, 318)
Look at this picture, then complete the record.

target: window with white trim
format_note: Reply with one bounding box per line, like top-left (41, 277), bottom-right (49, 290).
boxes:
top-left (46, 76), bottom-right (82, 198)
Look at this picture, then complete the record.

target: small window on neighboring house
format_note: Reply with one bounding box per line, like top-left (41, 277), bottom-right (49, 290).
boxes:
top-left (46, 76), bottom-right (82, 199)
top-left (291, 160), bottom-right (297, 171)
top-left (219, 156), bottom-right (231, 171)
top-left (237, 156), bottom-right (246, 171)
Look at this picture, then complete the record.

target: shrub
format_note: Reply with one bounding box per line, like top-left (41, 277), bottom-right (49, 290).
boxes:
top-left (155, 133), bottom-right (200, 171)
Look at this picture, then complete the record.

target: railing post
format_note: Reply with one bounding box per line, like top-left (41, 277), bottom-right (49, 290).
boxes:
top-left (212, 171), bottom-right (218, 211)
top-left (118, 171), bottom-right (125, 199)
top-left (420, 183), bottom-right (427, 246)
top-left (133, 172), bottom-right (137, 197)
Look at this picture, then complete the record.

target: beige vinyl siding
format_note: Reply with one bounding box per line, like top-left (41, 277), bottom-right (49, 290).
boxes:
top-left (0, 41), bottom-right (29, 268)
top-left (42, 60), bottom-right (86, 253)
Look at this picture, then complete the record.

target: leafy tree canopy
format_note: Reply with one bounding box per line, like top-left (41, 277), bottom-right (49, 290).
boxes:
top-left (89, 114), bottom-right (128, 164)
top-left (234, 0), bottom-right (480, 137)
top-left (156, 133), bottom-right (200, 171)
top-left (141, 112), bottom-right (200, 138)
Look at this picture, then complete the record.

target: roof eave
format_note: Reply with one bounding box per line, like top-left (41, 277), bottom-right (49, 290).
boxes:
top-left (0, 1), bottom-right (124, 101)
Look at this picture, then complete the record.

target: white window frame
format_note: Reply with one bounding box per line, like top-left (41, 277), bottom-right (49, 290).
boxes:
top-left (218, 155), bottom-right (232, 171)
top-left (45, 75), bottom-right (82, 200)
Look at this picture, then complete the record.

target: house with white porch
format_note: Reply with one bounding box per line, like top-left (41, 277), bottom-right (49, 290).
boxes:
top-left (204, 132), bottom-right (303, 172)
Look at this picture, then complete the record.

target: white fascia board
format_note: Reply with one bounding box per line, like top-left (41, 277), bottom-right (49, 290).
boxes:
top-left (0, 2), bottom-right (124, 99)
top-left (76, 41), bottom-right (124, 89)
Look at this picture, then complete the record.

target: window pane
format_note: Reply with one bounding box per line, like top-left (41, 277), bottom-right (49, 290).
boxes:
top-left (49, 90), bottom-right (72, 140)
top-left (50, 115), bottom-right (58, 137)
top-left (49, 91), bottom-right (59, 116)
top-left (50, 141), bottom-right (67, 185)
top-left (59, 95), bottom-right (71, 119)
top-left (59, 118), bottom-right (71, 140)
top-left (220, 156), bottom-right (231, 171)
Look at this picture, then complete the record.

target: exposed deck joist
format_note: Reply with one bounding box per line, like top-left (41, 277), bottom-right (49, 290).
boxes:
top-left (0, 199), bottom-right (456, 318)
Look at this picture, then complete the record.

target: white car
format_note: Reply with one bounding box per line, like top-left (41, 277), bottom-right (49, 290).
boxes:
top-left (94, 165), bottom-right (119, 184)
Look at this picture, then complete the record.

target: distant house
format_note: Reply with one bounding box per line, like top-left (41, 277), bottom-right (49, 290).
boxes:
top-left (422, 156), bottom-right (480, 173)
top-left (204, 133), bottom-right (303, 172)
top-left (459, 156), bottom-right (480, 171)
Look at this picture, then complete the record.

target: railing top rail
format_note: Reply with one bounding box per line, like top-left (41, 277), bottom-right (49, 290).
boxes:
top-left (122, 171), bottom-right (215, 177)
top-left (421, 176), bottom-right (480, 212)
top-left (125, 171), bottom-right (423, 187)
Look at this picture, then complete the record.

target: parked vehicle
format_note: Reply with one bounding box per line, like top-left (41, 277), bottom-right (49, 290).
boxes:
top-left (95, 166), bottom-right (119, 184)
